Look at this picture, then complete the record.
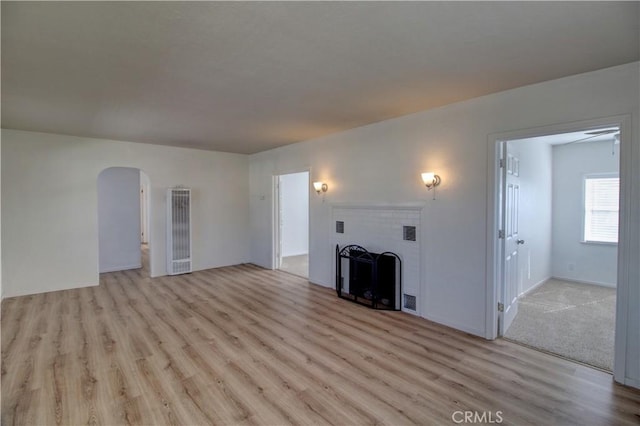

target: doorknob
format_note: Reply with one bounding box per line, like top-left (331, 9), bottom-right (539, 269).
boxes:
top-left (517, 239), bottom-right (525, 245)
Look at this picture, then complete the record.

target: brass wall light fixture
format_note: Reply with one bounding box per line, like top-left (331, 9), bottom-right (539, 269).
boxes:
top-left (421, 172), bottom-right (441, 200)
top-left (313, 181), bottom-right (328, 202)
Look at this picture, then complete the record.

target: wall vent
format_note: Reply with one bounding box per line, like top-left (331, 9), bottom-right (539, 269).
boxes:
top-left (403, 294), bottom-right (417, 311)
top-left (167, 188), bottom-right (192, 275)
top-left (403, 226), bottom-right (417, 241)
top-left (336, 221), bottom-right (345, 234)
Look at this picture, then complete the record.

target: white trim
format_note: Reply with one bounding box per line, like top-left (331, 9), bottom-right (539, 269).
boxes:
top-left (551, 276), bottom-right (616, 289)
top-left (613, 116), bottom-right (633, 384)
top-left (272, 175), bottom-right (280, 270)
top-left (485, 138), bottom-right (503, 339)
top-left (425, 313), bottom-right (485, 338)
top-left (623, 377), bottom-right (640, 388)
top-left (519, 277), bottom-right (551, 297)
top-left (580, 241), bottom-right (618, 247)
top-left (250, 260), bottom-right (272, 270)
top-left (309, 278), bottom-right (332, 288)
top-left (146, 177), bottom-right (154, 278)
top-left (486, 115), bottom-right (631, 385)
top-left (6, 281), bottom-right (99, 299)
top-left (99, 263), bottom-right (142, 274)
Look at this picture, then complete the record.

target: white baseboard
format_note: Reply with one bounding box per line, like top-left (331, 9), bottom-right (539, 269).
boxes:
top-left (552, 275), bottom-right (616, 288)
top-left (309, 276), bottom-right (331, 288)
top-left (622, 376), bottom-right (640, 390)
top-left (99, 263), bottom-right (142, 273)
top-left (249, 261), bottom-right (272, 270)
top-left (282, 252), bottom-right (309, 258)
top-left (4, 281), bottom-right (99, 299)
top-left (423, 313), bottom-right (485, 338)
top-left (519, 276), bottom-right (551, 297)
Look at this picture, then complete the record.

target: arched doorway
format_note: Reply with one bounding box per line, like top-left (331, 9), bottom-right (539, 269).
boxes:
top-left (97, 167), bottom-right (152, 276)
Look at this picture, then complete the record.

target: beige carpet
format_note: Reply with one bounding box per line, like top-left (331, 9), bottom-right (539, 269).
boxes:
top-left (280, 254), bottom-right (308, 278)
top-left (504, 278), bottom-right (615, 371)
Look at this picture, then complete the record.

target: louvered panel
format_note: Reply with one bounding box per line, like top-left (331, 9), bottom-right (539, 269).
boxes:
top-left (167, 188), bottom-right (192, 275)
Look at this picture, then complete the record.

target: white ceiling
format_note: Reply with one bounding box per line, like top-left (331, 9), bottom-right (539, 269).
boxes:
top-left (511, 127), bottom-right (620, 146)
top-left (2, 2), bottom-right (638, 154)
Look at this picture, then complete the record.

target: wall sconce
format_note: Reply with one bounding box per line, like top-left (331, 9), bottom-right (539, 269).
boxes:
top-left (313, 181), bottom-right (328, 202)
top-left (313, 181), bottom-right (328, 194)
top-left (421, 172), bottom-right (441, 199)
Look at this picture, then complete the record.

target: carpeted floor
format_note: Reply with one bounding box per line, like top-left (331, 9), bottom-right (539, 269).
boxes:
top-left (504, 278), bottom-right (615, 371)
top-left (280, 254), bottom-right (309, 278)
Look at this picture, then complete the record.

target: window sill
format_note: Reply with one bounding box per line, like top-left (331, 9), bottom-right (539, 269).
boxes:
top-left (580, 240), bottom-right (618, 247)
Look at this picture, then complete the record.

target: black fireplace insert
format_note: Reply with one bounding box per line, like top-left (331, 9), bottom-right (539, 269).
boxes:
top-left (335, 244), bottom-right (402, 310)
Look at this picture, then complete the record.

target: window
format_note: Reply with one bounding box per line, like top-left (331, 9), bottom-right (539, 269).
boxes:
top-left (584, 175), bottom-right (619, 243)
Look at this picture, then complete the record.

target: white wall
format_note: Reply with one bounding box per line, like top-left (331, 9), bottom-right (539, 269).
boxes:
top-left (280, 172), bottom-right (309, 257)
top-left (1, 129), bottom-right (249, 297)
top-left (508, 139), bottom-right (552, 295)
top-left (552, 140), bottom-right (619, 286)
top-left (249, 62), bottom-right (640, 386)
top-left (97, 167), bottom-right (141, 273)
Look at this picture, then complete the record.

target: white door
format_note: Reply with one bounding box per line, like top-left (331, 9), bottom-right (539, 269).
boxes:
top-left (501, 145), bottom-right (524, 334)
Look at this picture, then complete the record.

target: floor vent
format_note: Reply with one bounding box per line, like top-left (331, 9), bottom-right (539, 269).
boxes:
top-left (403, 294), bottom-right (417, 311)
top-left (403, 226), bottom-right (416, 241)
top-left (336, 221), bottom-right (345, 233)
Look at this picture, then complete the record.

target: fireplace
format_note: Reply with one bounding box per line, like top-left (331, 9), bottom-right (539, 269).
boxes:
top-left (335, 244), bottom-right (401, 310)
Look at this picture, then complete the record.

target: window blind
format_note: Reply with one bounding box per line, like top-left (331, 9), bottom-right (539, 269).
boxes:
top-left (584, 177), bottom-right (619, 243)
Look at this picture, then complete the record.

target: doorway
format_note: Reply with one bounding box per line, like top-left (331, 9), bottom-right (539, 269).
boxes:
top-left (495, 125), bottom-right (620, 371)
top-left (274, 171), bottom-right (310, 278)
top-left (140, 171), bottom-right (151, 273)
top-left (97, 167), bottom-right (152, 276)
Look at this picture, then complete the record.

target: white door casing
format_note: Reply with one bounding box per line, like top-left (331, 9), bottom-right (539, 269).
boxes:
top-left (272, 176), bottom-right (283, 270)
top-left (277, 176), bottom-right (284, 269)
top-left (486, 115), bottom-right (631, 386)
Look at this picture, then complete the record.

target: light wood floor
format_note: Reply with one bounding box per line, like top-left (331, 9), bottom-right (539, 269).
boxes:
top-left (279, 254), bottom-right (309, 279)
top-left (2, 264), bottom-right (639, 425)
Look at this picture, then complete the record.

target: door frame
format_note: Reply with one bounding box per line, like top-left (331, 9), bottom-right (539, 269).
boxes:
top-left (272, 169), bottom-right (311, 271)
top-left (140, 176), bottom-right (150, 244)
top-left (485, 115), bottom-right (631, 383)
